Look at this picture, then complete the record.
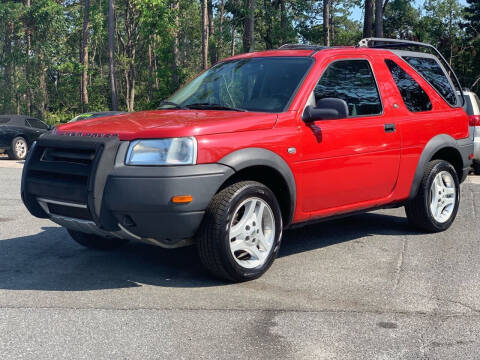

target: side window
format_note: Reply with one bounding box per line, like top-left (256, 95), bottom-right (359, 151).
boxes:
top-left (402, 56), bottom-right (457, 106)
top-left (385, 59), bottom-right (432, 112)
top-left (0, 118), bottom-right (10, 124)
top-left (314, 59), bottom-right (382, 117)
top-left (13, 119), bottom-right (26, 127)
top-left (28, 118), bottom-right (49, 130)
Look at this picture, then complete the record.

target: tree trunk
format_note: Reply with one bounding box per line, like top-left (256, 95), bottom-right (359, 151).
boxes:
top-left (154, 35), bottom-right (159, 89)
top-left (330, 0), bottom-right (335, 44)
top-left (218, 0), bottom-right (225, 59)
top-left (201, 0), bottom-right (209, 69)
top-left (264, 0), bottom-right (273, 49)
top-left (3, 11), bottom-right (13, 113)
top-left (231, 23), bottom-right (235, 56)
top-left (363, 0), bottom-right (374, 38)
top-left (208, 0), bottom-right (214, 36)
top-left (280, 0), bottom-right (287, 44)
top-left (81, 0), bottom-right (90, 110)
top-left (323, 0), bottom-right (330, 46)
top-left (38, 53), bottom-right (48, 119)
top-left (25, 0), bottom-right (32, 115)
top-left (128, 62), bottom-right (135, 111)
top-left (374, 0), bottom-right (383, 37)
top-left (108, 0), bottom-right (118, 110)
top-left (243, 0), bottom-right (254, 52)
top-left (171, 0), bottom-right (180, 89)
top-left (148, 43), bottom-right (154, 102)
top-left (124, 0), bottom-right (138, 111)
top-left (208, 0), bottom-right (217, 64)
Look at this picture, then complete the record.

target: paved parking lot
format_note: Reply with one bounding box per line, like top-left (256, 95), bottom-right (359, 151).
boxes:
top-left (1, 160), bottom-right (480, 359)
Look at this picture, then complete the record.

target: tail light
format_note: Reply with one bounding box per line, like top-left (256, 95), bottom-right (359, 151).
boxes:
top-left (468, 115), bottom-right (480, 126)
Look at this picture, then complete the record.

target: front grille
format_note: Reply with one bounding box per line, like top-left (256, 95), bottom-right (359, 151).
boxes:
top-left (42, 147), bottom-right (96, 165)
top-left (26, 145), bottom-right (96, 204)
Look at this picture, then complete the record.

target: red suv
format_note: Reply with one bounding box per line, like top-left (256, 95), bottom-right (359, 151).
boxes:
top-left (22, 38), bottom-right (473, 281)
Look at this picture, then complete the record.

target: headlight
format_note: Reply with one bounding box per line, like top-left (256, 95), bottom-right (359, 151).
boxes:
top-left (125, 137), bottom-right (197, 165)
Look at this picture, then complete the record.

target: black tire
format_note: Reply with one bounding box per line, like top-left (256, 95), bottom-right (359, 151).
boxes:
top-left (67, 229), bottom-right (128, 250)
top-left (7, 136), bottom-right (28, 160)
top-left (197, 181), bottom-right (283, 282)
top-left (474, 161), bottom-right (480, 175)
top-left (405, 160), bottom-right (460, 233)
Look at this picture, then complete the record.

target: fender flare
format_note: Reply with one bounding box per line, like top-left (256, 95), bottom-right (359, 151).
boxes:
top-left (409, 134), bottom-right (463, 199)
top-left (218, 147), bottom-right (296, 225)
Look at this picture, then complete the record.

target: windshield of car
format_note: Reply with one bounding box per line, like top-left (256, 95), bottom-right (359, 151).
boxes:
top-left (161, 57), bottom-right (313, 113)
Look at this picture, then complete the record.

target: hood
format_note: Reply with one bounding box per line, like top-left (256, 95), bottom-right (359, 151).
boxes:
top-left (56, 110), bottom-right (278, 141)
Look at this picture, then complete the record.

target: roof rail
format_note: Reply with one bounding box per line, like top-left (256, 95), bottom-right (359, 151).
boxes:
top-left (358, 37), bottom-right (464, 106)
top-left (278, 44), bottom-right (326, 51)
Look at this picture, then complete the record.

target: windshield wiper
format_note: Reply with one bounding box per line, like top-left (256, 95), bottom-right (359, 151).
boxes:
top-left (157, 100), bottom-right (187, 110)
top-left (185, 103), bottom-right (248, 112)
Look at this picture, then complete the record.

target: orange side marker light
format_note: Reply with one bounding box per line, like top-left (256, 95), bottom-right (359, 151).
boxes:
top-left (171, 195), bottom-right (193, 204)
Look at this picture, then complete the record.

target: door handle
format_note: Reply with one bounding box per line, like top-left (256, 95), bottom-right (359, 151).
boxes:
top-left (384, 123), bottom-right (396, 133)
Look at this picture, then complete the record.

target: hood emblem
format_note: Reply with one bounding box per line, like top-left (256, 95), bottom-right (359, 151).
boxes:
top-left (58, 131), bottom-right (118, 138)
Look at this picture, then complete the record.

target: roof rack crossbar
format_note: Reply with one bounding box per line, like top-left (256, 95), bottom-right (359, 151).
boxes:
top-left (358, 37), bottom-right (464, 106)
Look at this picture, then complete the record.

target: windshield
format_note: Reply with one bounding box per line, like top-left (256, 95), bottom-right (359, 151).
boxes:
top-left (161, 57), bottom-right (313, 113)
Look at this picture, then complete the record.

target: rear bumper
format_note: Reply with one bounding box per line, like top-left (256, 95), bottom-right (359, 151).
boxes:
top-left (456, 137), bottom-right (474, 183)
top-left (473, 137), bottom-right (480, 163)
top-left (22, 135), bottom-right (234, 245)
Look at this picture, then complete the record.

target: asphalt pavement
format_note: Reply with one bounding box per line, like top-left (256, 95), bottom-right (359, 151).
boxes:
top-left (1, 158), bottom-right (480, 359)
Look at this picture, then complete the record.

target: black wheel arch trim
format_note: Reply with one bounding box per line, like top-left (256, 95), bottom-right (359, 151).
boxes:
top-left (409, 134), bottom-right (473, 199)
top-left (218, 147), bottom-right (296, 226)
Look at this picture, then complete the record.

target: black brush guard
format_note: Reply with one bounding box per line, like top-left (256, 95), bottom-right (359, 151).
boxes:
top-left (21, 133), bottom-right (121, 231)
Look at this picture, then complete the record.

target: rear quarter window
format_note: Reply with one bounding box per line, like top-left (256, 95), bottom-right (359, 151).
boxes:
top-left (385, 59), bottom-right (432, 112)
top-left (402, 56), bottom-right (458, 107)
top-left (474, 94), bottom-right (480, 113)
top-left (465, 95), bottom-right (474, 115)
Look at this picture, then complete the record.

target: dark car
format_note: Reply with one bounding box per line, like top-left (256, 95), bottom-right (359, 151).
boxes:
top-left (0, 115), bottom-right (51, 160)
top-left (68, 111), bottom-right (126, 123)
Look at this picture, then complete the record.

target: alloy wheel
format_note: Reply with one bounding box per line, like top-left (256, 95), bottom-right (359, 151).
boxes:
top-left (15, 139), bottom-right (27, 159)
top-left (229, 197), bottom-right (275, 269)
top-left (429, 170), bottom-right (456, 223)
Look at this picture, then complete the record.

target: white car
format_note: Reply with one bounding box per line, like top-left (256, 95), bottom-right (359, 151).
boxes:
top-left (465, 90), bottom-right (480, 174)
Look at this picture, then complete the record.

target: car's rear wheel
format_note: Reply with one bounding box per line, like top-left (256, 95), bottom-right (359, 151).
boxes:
top-left (197, 181), bottom-right (283, 282)
top-left (7, 137), bottom-right (28, 160)
top-left (405, 160), bottom-right (459, 232)
top-left (67, 229), bottom-right (128, 250)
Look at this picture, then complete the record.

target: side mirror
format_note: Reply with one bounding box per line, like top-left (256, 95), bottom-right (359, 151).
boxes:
top-left (302, 98), bottom-right (349, 122)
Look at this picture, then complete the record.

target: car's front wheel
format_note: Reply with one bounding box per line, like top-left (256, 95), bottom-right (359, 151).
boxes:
top-left (67, 229), bottom-right (128, 250)
top-left (197, 181), bottom-right (283, 282)
top-left (405, 160), bottom-right (460, 232)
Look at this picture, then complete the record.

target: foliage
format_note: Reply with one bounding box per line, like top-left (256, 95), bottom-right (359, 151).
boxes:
top-left (0, 0), bottom-right (478, 123)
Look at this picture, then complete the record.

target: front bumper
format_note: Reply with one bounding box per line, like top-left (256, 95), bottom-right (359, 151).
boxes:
top-left (21, 135), bottom-right (234, 246)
